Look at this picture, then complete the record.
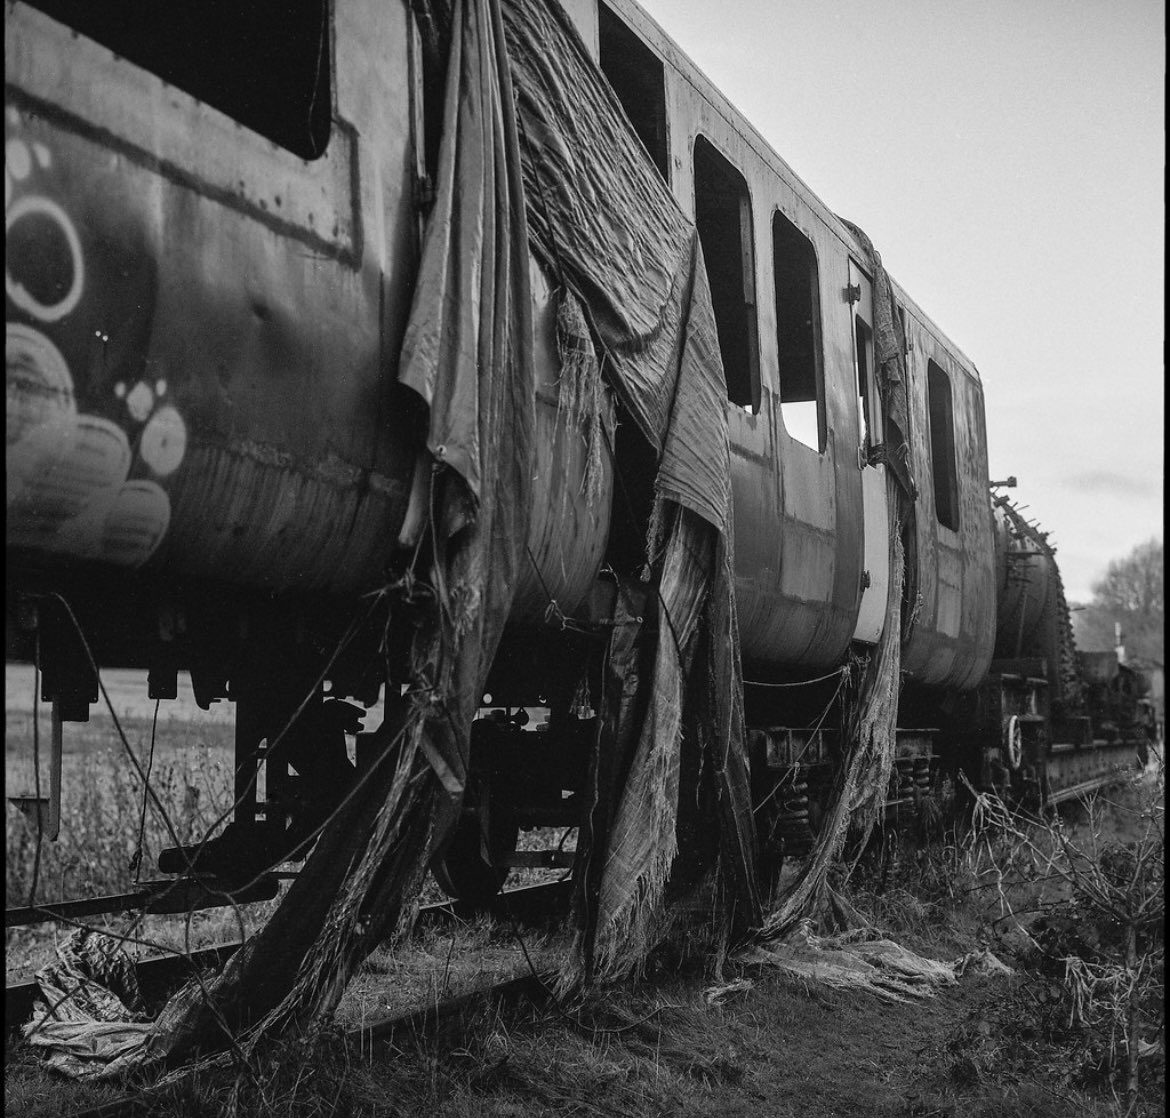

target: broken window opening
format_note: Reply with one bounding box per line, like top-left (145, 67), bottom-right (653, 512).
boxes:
top-left (598, 2), bottom-right (670, 182)
top-left (927, 359), bottom-right (960, 531)
top-left (693, 135), bottom-right (760, 413)
top-left (854, 314), bottom-right (875, 451)
top-left (772, 211), bottom-right (824, 451)
top-left (27, 0), bottom-right (333, 161)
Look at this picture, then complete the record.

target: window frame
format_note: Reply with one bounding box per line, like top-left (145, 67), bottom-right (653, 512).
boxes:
top-left (692, 133), bottom-right (761, 415)
top-left (770, 205), bottom-right (826, 453)
top-left (926, 357), bottom-right (961, 532)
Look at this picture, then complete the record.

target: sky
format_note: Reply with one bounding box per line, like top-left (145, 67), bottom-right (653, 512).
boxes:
top-left (636, 0), bottom-right (1164, 603)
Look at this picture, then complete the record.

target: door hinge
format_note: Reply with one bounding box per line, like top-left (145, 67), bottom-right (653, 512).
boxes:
top-left (860, 569), bottom-right (871, 590)
top-left (845, 283), bottom-right (861, 305)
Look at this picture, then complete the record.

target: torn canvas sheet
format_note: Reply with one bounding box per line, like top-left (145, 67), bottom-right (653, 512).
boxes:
top-left (741, 923), bottom-right (958, 1005)
top-left (741, 924), bottom-right (1013, 1004)
top-left (501, 0), bottom-right (761, 981)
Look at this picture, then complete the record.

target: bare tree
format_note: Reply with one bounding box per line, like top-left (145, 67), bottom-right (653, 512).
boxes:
top-left (1073, 540), bottom-right (1164, 665)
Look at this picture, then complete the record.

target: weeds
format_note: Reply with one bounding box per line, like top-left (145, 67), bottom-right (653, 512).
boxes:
top-left (6, 716), bottom-right (235, 902)
top-left (847, 766), bottom-right (1165, 1116)
top-left (6, 689), bottom-right (1165, 1118)
top-left (5, 714), bottom-right (239, 976)
top-left (964, 770), bottom-right (1164, 1113)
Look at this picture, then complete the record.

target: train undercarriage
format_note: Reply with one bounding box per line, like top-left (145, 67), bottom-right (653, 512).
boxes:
top-left (8, 574), bottom-right (1151, 925)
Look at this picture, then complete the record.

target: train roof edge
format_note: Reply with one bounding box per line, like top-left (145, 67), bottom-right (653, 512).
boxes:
top-left (593, 0), bottom-right (982, 382)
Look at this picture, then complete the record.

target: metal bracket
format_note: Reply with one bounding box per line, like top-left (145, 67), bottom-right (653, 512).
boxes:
top-left (8, 702), bottom-right (63, 842)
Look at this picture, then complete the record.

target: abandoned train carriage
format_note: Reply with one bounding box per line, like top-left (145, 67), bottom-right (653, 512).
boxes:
top-left (5, 0), bottom-right (1140, 901)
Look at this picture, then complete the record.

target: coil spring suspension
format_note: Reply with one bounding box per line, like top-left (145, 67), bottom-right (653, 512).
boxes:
top-left (913, 757), bottom-right (932, 796)
top-left (890, 755), bottom-right (935, 827)
top-left (775, 770), bottom-right (813, 856)
top-left (894, 757), bottom-right (917, 800)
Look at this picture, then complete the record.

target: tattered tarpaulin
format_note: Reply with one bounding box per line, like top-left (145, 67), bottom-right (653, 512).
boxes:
top-left (23, 0), bottom-right (533, 1076)
top-left (740, 925), bottom-right (1013, 1004)
top-left (839, 220), bottom-right (917, 507)
top-left (499, 0), bottom-right (761, 981)
top-left (840, 219), bottom-right (921, 642)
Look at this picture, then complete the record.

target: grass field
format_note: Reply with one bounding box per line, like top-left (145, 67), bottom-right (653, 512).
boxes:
top-left (5, 696), bottom-right (243, 976)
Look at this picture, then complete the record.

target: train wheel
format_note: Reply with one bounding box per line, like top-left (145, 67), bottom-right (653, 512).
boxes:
top-left (1005, 715), bottom-right (1023, 770)
top-left (431, 806), bottom-right (520, 905)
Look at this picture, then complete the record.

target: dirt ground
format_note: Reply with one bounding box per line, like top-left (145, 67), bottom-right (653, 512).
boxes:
top-left (6, 911), bottom-right (1164, 1118)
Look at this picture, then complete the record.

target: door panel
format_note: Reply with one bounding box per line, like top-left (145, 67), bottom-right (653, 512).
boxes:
top-left (849, 260), bottom-right (889, 644)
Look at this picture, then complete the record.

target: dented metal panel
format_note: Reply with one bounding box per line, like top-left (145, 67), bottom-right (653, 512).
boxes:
top-left (6, 1), bottom-right (419, 594)
top-left (899, 314), bottom-right (997, 690)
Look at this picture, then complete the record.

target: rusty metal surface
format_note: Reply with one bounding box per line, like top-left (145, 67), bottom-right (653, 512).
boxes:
top-left (899, 319), bottom-right (997, 690)
top-left (6, 3), bottom-right (418, 595)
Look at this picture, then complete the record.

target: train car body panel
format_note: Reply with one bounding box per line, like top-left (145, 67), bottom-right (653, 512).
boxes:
top-left (7, 0), bottom-right (999, 691)
top-left (7, 0), bottom-right (421, 594)
top-left (898, 304), bottom-right (997, 690)
top-left (655, 43), bottom-right (869, 671)
top-left (597, 0), bottom-right (994, 686)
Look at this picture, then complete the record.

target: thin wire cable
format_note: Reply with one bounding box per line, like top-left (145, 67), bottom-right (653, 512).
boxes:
top-left (38, 593), bottom-right (196, 863)
top-left (131, 699), bottom-right (161, 883)
top-left (744, 665), bottom-right (849, 689)
top-left (19, 712), bottom-right (424, 1052)
top-left (19, 587), bottom-right (389, 976)
top-left (46, 588), bottom-right (381, 887)
top-left (523, 543), bottom-right (598, 635)
top-left (20, 907), bottom-right (245, 1043)
top-left (751, 666), bottom-right (849, 820)
top-left (28, 628), bottom-right (44, 907)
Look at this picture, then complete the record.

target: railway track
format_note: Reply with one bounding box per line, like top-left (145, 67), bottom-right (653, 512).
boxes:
top-left (6, 879), bottom-right (571, 1033)
top-left (57, 969), bottom-right (554, 1118)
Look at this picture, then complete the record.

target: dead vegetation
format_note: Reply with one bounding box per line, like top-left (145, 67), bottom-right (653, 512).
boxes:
top-left (846, 765), bottom-right (1165, 1117)
top-left (8, 770), bottom-right (1164, 1118)
top-left (6, 697), bottom-right (1164, 1116)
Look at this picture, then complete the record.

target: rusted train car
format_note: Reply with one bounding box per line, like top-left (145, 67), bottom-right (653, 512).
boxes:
top-left (5, 0), bottom-right (1145, 902)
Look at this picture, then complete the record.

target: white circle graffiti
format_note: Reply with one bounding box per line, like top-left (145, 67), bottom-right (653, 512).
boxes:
top-left (6, 194), bottom-right (85, 322)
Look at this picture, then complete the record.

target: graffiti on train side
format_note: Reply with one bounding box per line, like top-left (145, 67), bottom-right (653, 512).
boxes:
top-left (6, 113), bottom-right (183, 569)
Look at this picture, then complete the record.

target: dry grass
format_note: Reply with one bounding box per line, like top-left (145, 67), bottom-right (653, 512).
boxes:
top-left (843, 766), bottom-right (1165, 1117)
top-left (6, 683), bottom-right (1164, 1118)
top-left (5, 711), bottom-right (246, 976)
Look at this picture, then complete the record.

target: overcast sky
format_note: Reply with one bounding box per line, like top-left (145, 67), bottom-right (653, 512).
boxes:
top-left (637, 0), bottom-right (1164, 603)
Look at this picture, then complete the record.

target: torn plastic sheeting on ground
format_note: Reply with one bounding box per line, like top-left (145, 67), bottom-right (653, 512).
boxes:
top-left (739, 924), bottom-right (1013, 1006)
top-left (22, 928), bottom-right (153, 1081)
